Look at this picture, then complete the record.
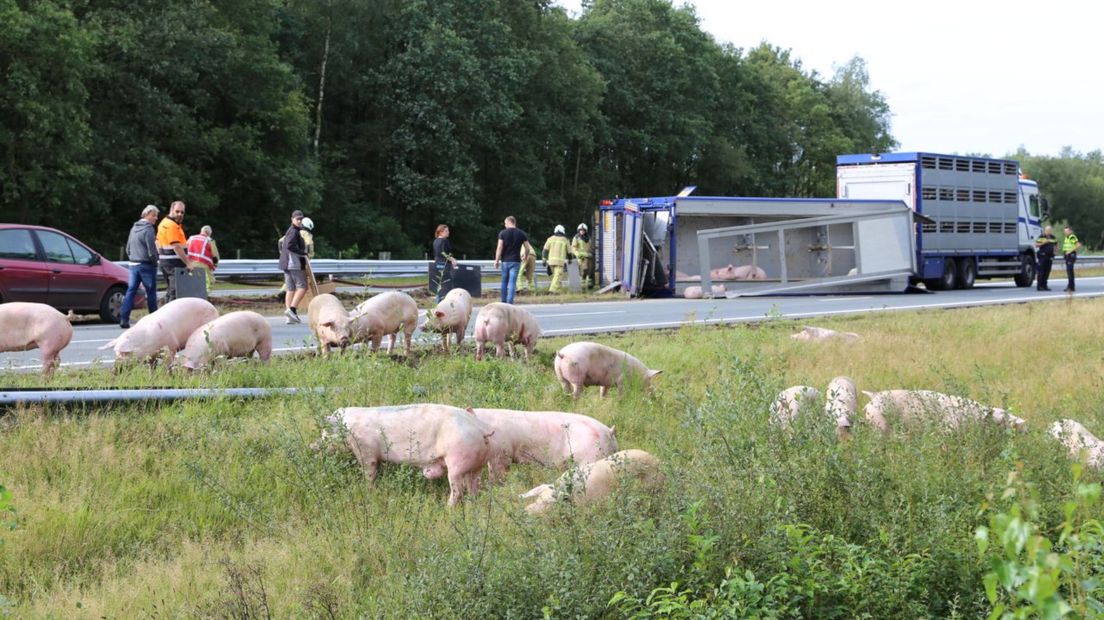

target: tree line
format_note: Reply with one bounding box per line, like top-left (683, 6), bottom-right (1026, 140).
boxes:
top-left (20, 0), bottom-right (1099, 260)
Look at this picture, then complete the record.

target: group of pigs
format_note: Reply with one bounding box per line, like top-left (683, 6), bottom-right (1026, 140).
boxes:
top-left (679, 263), bottom-right (768, 299)
top-left (785, 325), bottom-right (1104, 471)
top-left (320, 404), bottom-right (662, 512)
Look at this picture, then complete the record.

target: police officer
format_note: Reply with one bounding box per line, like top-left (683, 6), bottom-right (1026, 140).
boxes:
top-left (542, 224), bottom-right (570, 293)
top-left (571, 223), bottom-right (593, 289)
top-left (1062, 225), bottom-right (1083, 292)
top-left (1034, 225), bottom-right (1056, 291)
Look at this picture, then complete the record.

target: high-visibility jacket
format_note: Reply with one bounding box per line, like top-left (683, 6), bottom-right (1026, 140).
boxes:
top-left (543, 234), bottom-right (569, 266)
top-left (1062, 234), bottom-right (1080, 254)
top-left (571, 234), bottom-right (591, 259)
top-left (156, 217), bottom-right (186, 259)
top-left (187, 234), bottom-right (217, 270)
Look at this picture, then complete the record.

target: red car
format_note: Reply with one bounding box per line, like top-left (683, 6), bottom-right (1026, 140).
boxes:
top-left (0, 224), bottom-right (145, 323)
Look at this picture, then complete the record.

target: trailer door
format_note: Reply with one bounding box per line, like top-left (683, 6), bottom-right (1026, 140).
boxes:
top-left (837, 163), bottom-right (916, 210)
top-left (621, 202), bottom-right (645, 296)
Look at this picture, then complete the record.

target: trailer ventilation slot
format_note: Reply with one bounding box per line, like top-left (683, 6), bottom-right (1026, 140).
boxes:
top-left (1004, 222), bottom-right (1017, 234)
top-left (922, 156), bottom-right (938, 169)
top-left (940, 221), bottom-right (954, 233)
top-left (1004, 162), bottom-right (1018, 175)
top-left (1004, 191), bottom-right (1017, 204)
top-left (973, 190), bottom-right (987, 202)
top-left (922, 187), bottom-right (937, 200)
top-left (957, 221), bottom-right (971, 233)
top-left (938, 188), bottom-right (955, 201)
top-left (956, 189), bottom-right (971, 201)
top-left (972, 160), bottom-right (987, 173)
top-left (955, 159), bottom-right (971, 172)
top-left (922, 222), bottom-right (937, 233)
top-left (973, 222), bottom-right (987, 233)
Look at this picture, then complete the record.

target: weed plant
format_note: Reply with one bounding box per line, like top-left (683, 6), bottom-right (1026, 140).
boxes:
top-left (1, 299), bottom-right (1103, 617)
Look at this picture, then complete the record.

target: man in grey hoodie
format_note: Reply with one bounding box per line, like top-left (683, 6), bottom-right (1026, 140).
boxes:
top-left (119, 205), bottom-right (161, 328)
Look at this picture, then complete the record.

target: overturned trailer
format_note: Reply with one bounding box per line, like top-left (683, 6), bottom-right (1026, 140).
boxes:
top-left (597, 189), bottom-right (925, 298)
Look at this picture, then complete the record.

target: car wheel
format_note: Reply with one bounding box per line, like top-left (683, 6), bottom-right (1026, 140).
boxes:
top-left (956, 258), bottom-right (976, 289)
top-left (1013, 254), bottom-right (1036, 287)
top-left (926, 258), bottom-right (957, 291)
top-left (99, 285), bottom-right (126, 323)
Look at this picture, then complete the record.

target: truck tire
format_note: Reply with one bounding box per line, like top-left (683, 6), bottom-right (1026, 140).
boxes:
top-left (1013, 254), bottom-right (1036, 288)
top-left (956, 258), bottom-right (976, 289)
top-left (928, 258), bottom-right (957, 291)
top-left (99, 285), bottom-right (126, 323)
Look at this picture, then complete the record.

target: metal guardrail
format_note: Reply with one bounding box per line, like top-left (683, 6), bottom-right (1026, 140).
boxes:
top-left (114, 256), bottom-right (1104, 281)
top-left (115, 258), bottom-right (500, 279)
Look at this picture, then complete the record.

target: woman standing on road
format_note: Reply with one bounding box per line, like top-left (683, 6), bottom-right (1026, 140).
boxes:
top-left (433, 224), bottom-right (459, 302)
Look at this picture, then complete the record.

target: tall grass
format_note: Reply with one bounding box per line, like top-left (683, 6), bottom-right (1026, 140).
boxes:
top-left (1, 298), bottom-right (1102, 617)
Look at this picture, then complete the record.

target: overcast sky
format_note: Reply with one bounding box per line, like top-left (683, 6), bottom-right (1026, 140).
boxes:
top-left (555, 0), bottom-right (1097, 159)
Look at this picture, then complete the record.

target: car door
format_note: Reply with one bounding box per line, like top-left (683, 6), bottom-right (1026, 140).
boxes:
top-left (0, 227), bottom-right (51, 302)
top-left (34, 229), bottom-right (104, 311)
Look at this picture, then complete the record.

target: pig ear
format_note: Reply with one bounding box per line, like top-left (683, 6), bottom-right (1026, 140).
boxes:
top-left (99, 339), bottom-right (116, 350)
top-left (435, 310), bottom-right (445, 319)
top-left (647, 369), bottom-right (663, 378)
top-left (609, 425), bottom-right (617, 436)
top-left (321, 320), bottom-right (335, 328)
top-left (465, 407), bottom-right (475, 414)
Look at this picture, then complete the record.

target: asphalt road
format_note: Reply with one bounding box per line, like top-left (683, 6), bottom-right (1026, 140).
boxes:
top-left (3, 277), bottom-right (1102, 373)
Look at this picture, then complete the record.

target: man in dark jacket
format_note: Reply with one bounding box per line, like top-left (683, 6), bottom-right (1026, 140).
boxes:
top-left (119, 205), bottom-right (160, 328)
top-left (279, 209), bottom-right (309, 324)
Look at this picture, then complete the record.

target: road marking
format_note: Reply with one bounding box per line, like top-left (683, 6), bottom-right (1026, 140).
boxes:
top-left (532, 310), bottom-right (624, 318)
top-left (817, 296), bottom-right (873, 302)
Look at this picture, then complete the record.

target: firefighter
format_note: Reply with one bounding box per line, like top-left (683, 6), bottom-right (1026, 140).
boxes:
top-left (571, 223), bottom-right (593, 289)
top-left (542, 224), bottom-right (570, 293)
top-left (1062, 225), bottom-right (1083, 292)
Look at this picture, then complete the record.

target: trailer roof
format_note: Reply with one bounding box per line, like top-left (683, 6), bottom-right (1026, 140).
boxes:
top-left (837, 152), bottom-right (1019, 165)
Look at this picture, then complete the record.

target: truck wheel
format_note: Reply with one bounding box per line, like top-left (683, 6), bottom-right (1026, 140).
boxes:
top-left (956, 259), bottom-right (976, 289)
top-left (930, 258), bottom-right (957, 291)
top-left (99, 285), bottom-right (126, 323)
top-left (1013, 254), bottom-right (1036, 288)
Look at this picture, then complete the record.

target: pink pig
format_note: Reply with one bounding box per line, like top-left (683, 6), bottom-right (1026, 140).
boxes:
top-left (473, 302), bottom-right (541, 361)
top-left (467, 407), bottom-right (618, 479)
top-left (102, 298), bottom-right (218, 366)
top-left (520, 449), bottom-right (663, 515)
top-left (176, 310), bottom-right (273, 370)
top-left (0, 302), bottom-right (74, 377)
top-left (862, 389), bottom-right (1026, 433)
top-left (308, 293), bottom-right (352, 355)
top-left (1049, 419), bottom-right (1104, 470)
top-left (554, 341), bottom-right (662, 398)
top-left (683, 284), bottom-right (726, 299)
top-left (731, 265), bottom-right (767, 280)
top-left (423, 288), bottom-right (472, 351)
top-left (350, 291), bottom-right (419, 355)
top-left (322, 404), bottom-right (496, 506)
top-left (769, 385), bottom-right (822, 428)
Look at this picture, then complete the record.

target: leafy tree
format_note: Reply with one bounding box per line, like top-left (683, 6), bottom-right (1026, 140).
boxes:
top-left (1018, 148), bottom-right (1104, 250)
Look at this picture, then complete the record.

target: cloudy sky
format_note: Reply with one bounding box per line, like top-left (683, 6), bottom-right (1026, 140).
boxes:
top-left (555, 0), bottom-right (1098, 158)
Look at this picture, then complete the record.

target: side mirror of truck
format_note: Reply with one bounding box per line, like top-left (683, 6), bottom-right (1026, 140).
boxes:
top-left (1040, 196), bottom-right (1051, 219)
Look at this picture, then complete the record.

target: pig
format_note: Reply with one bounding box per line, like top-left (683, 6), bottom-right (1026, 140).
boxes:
top-left (790, 326), bottom-right (862, 342)
top-left (862, 389), bottom-right (1026, 433)
top-left (554, 341), bottom-right (662, 398)
top-left (101, 297), bottom-right (218, 366)
top-left (349, 291), bottom-right (419, 355)
top-left (423, 288), bottom-right (472, 352)
top-left (824, 376), bottom-right (857, 439)
top-left (709, 264), bottom-right (767, 281)
top-left (768, 385), bottom-right (821, 428)
top-left (674, 270), bottom-right (701, 282)
top-left (1048, 419), bottom-right (1104, 469)
top-left (321, 404), bottom-right (496, 506)
top-left (0, 302), bottom-right (74, 377)
top-left (520, 449), bottom-right (663, 515)
top-left (731, 265), bottom-right (768, 280)
top-left (473, 302), bottom-right (541, 361)
top-left (175, 310), bottom-right (272, 370)
top-left (467, 407), bottom-right (619, 479)
top-left (683, 284), bottom-right (726, 299)
top-left (307, 293), bottom-right (352, 355)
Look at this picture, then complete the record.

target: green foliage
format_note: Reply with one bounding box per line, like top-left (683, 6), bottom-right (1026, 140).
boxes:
top-left (1017, 148), bottom-right (1104, 249)
top-left (975, 466), bottom-right (1104, 618)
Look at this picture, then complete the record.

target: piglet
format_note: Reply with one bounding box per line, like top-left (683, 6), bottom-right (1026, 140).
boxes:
top-left (710, 264), bottom-right (738, 280)
top-left (176, 310), bottom-right (272, 370)
top-left (683, 284), bottom-right (726, 299)
top-left (423, 288), bottom-right (472, 351)
top-left (731, 265), bottom-right (768, 280)
top-left (1049, 419), bottom-right (1104, 469)
top-left (769, 385), bottom-right (822, 428)
top-left (320, 404), bottom-right (496, 506)
top-left (791, 326), bottom-right (862, 342)
top-left (308, 293), bottom-right (352, 356)
top-left (349, 291), bottom-right (419, 355)
top-left (473, 302), bottom-right (541, 361)
top-left (521, 449), bottom-right (663, 515)
top-left (862, 389), bottom-right (1026, 433)
top-left (554, 341), bottom-right (662, 398)
top-left (0, 302), bottom-right (74, 377)
top-left (467, 407), bottom-right (618, 480)
top-left (102, 298), bottom-right (218, 366)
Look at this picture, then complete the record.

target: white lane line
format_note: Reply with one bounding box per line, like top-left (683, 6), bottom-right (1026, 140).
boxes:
top-left (532, 311), bottom-right (625, 318)
top-left (71, 338), bottom-right (115, 344)
top-left (541, 290), bottom-right (1104, 335)
top-left (817, 297), bottom-right (873, 302)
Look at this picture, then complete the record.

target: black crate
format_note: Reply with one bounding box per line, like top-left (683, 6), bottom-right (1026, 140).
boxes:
top-left (428, 262), bottom-right (481, 298)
